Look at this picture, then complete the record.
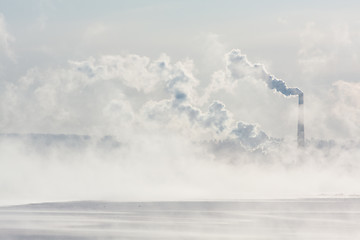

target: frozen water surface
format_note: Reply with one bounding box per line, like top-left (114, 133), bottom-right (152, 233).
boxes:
top-left (1, 199), bottom-right (360, 240)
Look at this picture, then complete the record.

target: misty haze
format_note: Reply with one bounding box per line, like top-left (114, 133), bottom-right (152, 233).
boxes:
top-left (1, 0), bottom-right (360, 239)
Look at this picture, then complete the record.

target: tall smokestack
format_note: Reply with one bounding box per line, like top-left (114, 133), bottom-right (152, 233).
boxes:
top-left (297, 93), bottom-right (305, 147)
top-left (226, 50), bottom-right (305, 147)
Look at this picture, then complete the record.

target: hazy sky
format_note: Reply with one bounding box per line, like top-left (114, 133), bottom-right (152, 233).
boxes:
top-left (1, 0), bottom-right (360, 139)
top-left (1, 1), bottom-right (360, 204)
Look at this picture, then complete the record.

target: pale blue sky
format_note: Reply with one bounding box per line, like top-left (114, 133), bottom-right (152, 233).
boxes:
top-left (1, 0), bottom-right (358, 78)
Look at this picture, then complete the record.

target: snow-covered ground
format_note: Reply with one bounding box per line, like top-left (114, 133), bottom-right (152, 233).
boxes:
top-left (1, 199), bottom-right (360, 239)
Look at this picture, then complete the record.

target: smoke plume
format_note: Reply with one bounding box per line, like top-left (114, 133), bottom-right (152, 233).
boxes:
top-left (226, 49), bottom-right (303, 96)
top-left (0, 49), bottom-right (359, 205)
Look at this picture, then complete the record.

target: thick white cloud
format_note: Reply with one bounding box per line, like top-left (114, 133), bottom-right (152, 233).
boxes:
top-left (0, 51), bottom-right (280, 151)
top-left (232, 122), bottom-right (269, 149)
top-left (1, 49), bottom-right (360, 204)
top-left (206, 49), bottom-right (302, 99)
top-left (2, 49), bottom-right (359, 147)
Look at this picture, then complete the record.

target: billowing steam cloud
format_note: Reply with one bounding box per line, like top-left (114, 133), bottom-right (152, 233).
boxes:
top-left (226, 49), bottom-right (302, 96)
top-left (0, 51), bottom-right (272, 150)
top-left (1, 49), bottom-right (360, 205)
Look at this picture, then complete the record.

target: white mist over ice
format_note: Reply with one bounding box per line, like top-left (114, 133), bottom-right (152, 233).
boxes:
top-left (1, 45), bottom-right (360, 205)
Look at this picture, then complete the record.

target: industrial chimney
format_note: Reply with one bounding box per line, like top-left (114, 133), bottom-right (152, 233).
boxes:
top-left (297, 93), bottom-right (305, 147)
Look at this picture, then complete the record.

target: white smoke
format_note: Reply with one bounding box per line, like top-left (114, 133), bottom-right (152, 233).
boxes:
top-left (207, 49), bottom-right (302, 98)
top-left (1, 49), bottom-right (360, 205)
